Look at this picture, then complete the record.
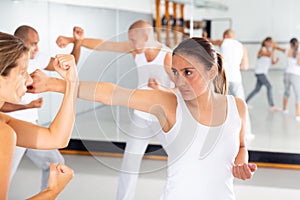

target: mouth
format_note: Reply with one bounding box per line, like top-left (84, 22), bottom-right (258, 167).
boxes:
top-left (179, 89), bottom-right (190, 94)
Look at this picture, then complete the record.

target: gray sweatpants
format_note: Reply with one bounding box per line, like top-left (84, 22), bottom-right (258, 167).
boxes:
top-left (246, 74), bottom-right (274, 107)
top-left (284, 73), bottom-right (300, 104)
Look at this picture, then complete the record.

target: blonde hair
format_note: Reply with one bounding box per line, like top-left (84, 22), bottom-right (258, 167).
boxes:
top-left (0, 32), bottom-right (29, 76)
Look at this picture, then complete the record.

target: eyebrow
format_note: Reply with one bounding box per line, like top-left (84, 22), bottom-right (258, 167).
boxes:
top-left (171, 67), bottom-right (195, 71)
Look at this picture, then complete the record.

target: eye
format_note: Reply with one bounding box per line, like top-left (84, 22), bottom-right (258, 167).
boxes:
top-left (184, 69), bottom-right (192, 76)
top-left (172, 68), bottom-right (178, 76)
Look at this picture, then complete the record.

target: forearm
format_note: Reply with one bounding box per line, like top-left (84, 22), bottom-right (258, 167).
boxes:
top-left (47, 77), bottom-right (67, 93)
top-left (82, 38), bottom-right (131, 53)
top-left (71, 39), bottom-right (82, 64)
top-left (27, 189), bottom-right (58, 200)
top-left (47, 81), bottom-right (78, 147)
top-left (0, 102), bottom-right (31, 112)
top-left (78, 82), bottom-right (116, 105)
top-left (234, 146), bottom-right (248, 164)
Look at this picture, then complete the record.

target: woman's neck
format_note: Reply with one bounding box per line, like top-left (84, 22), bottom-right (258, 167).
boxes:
top-left (186, 90), bottom-right (214, 110)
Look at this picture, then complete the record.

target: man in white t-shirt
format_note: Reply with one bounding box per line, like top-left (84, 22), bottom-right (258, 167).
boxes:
top-left (0, 25), bottom-right (83, 191)
top-left (207, 29), bottom-right (254, 139)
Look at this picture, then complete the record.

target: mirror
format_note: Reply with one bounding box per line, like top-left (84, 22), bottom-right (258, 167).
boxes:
top-left (1, 0), bottom-right (300, 165)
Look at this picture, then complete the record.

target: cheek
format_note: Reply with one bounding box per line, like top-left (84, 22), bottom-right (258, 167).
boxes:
top-left (189, 75), bottom-right (210, 94)
top-left (14, 78), bottom-right (27, 97)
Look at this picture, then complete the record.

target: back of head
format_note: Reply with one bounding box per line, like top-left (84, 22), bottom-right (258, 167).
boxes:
top-left (14, 25), bottom-right (37, 41)
top-left (290, 38), bottom-right (299, 58)
top-left (128, 20), bottom-right (154, 40)
top-left (173, 37), bottom-right (228, 95)
top-left (223, 29), bottom-right (234, 39)
top-left (128, 20), bottom-right (152, 31)
top-left (0, 32), bottom-right (29, 76)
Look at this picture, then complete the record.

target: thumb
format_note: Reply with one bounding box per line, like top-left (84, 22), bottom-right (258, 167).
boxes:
top-left (49, 163), bottom-right (57, 174)
top-left (248, 163), bottom-right (257, 172)
top-left (53, 58), bottom-right (59, 68)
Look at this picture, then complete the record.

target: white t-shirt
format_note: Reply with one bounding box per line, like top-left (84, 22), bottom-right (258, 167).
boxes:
top-left (220, 38), bottom-right (244, 82)
top-left (6, 52), bottom-right (51, 122)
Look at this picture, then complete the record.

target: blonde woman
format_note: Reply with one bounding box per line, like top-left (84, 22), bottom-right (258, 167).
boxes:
top-left (0, 32), bottom-right (77, 199)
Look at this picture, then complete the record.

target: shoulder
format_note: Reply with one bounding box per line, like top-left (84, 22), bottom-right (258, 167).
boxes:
top-left (233, 96), bottom-right (247, 119)
top-left (0, 116), bottom-right (16, 142)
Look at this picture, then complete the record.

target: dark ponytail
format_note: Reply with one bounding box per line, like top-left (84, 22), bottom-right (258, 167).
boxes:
top-left (290, 38), bottom-right (298, 58)
top-left (213, 52), bottom-right (228, 95)
top-left (173, 37), bottom-right (228, 95)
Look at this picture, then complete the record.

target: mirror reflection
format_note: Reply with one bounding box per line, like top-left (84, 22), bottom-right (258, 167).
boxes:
top-left (1, 0), bottom-right (300, 156)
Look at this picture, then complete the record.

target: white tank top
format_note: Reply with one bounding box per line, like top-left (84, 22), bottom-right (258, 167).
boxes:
top-left (133, 45), bottom-right (173, 120)
top-left (220, 38), bottom-right (244, 82)
top-left (159, 93), bottom-right (241, 200)
top-left (255, 47), bottom-right (272, 74)
top-left (286, 49), bottom-right (300, 76)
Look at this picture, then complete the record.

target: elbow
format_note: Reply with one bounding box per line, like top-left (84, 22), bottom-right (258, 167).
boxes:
top-left (57, 140), bottom-right (70, 149)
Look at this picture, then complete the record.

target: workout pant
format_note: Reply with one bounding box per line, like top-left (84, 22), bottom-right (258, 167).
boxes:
top-left (246, 74), bottom-right (274, 107)
top-left (284, 73), bottom-right (300, 104)
top-left (117, 114), bottom-right (161, 200)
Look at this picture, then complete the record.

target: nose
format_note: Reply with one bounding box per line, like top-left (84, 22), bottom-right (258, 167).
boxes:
top-left (25, 72), bottom-right (33, 86)
top-left (175, 74), bottom-right (186, 87)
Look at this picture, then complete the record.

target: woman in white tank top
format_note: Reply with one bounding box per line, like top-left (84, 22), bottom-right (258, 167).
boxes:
top-left (282, 38), bottom-right (300, 121)
top-left (38, 37), bottom-right (258, 199)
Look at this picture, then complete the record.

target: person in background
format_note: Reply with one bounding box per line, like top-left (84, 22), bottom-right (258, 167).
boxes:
top-left (276, 38), bottom-right (300, 121)
top-left (56, 20), bottom-right (173, 200)
top-left (246, 37), bottom-right (281, 111)
top-left (205, 29), bottom-right (254, 140)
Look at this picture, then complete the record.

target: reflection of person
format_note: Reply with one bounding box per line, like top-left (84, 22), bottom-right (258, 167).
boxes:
top-left (30, 37), bottom-right (257, 200)
top-left (57, 20), bottom-right (173, 200)
top-left (2, 25), bottom-right (81, 191)
top-left (206, 29), bottom-right (254, 139)
top-left (246, 37), bottom-right (281, 111)
top-left (0, 32), bottom-right (77, 199)
top-left (278, 38), bottom-right (300, 120)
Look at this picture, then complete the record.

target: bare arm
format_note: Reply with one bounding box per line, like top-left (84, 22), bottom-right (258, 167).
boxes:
top-left (81, 38), bottom-right (132, 53)
top-left (7, 55), bottom-right (78, 150)
top-left (297, 51), bottom-right (300, 66)
top-left (56, 35), bottom-right (132, 53)
top-left (240, 46), bottom-right (249, 70)
top-left (45, 27), bottom-right (84, 71)
top-left (28, 68), bottom-right (177, 132)
top-left (207, 38), bottom-right (223, 46)
top-left (257, 47), bottom-right (272, 58)
top-left (0, 98), bottom-right (43, 112)
top-left (232, 97), bottom-right (257, 180)
top-left (27, 163), bottom-right (74, 200)
top-left (273, 41), bottom-right (286, 53)
top-left (0, 122), bottom-right (15, 200)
